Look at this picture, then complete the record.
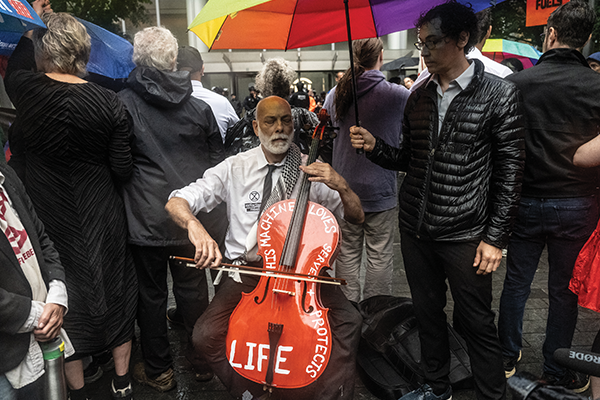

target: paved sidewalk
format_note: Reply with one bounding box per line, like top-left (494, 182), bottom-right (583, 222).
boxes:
top-left (86, 221), bottom-right (600, 400)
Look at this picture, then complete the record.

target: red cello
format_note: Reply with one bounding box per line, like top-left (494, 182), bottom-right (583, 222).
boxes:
top-left (225, 111), bottom-right (340, 389)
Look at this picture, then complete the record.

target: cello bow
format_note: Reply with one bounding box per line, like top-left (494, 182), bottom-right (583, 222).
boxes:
top-left (170, 256), bottom-right (347, 286)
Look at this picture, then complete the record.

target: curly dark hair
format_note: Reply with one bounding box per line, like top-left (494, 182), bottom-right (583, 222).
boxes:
top-left (416, 1), bottom-right (478, 55)
top-left (334, 38), bottom-right (383, 121)
top-left (547, 1), bottom-right (596, 49)
top-left (475, 9), bottom-right (492, 45)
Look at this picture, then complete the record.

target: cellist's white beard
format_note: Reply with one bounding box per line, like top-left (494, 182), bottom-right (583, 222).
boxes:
top-left (258, 127), bottom-right (292, 155)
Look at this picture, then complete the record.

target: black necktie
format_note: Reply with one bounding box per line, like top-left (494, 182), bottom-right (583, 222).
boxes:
top-left (259, 165), bottom-right (277, 214)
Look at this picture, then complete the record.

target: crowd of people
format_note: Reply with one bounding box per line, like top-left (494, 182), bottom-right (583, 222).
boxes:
top-left (3, 1), bottom-right (600, 400)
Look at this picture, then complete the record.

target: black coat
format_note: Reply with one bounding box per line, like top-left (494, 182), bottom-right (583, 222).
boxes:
top-left (506, 48), bottom-right (600, 198)
top-left (0, 162), bottom-right (65, 374)
top-left (367, 60), bottom-right (526, 248)
top-left (118, 67), bottom-right (225, 246)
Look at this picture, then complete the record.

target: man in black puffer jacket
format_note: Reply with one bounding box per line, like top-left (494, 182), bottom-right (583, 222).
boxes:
top-left (350, 2), bottom-right (525, 400)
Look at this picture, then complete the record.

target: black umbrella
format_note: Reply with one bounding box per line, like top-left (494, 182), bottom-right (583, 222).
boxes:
top-left (381, 54), bottom-right (420, 71)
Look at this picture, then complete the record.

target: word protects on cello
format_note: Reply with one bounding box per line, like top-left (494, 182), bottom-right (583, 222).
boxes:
top-left (226, 199), bottom-right (340, 388)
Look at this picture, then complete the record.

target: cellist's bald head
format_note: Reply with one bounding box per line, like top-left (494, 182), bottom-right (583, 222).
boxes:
top-left (253, 96), bottom-right (294, 164)
top-left (255, 96), bottom-right (292, 120)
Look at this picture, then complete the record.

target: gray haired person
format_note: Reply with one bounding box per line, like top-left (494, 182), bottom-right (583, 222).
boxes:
top-left (118, 26), bottom-right (227, 392)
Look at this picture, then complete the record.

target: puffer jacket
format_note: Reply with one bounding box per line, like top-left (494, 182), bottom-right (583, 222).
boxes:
top-left (367, 60), bottom-right (525, 248)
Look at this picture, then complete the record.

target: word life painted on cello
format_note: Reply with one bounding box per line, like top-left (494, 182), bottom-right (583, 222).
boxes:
top-left (228, 200), bottom-right (338, 381)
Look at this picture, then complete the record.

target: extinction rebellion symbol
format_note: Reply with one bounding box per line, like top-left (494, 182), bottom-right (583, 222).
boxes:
top-left (249, 191), bottom-right (260, 202)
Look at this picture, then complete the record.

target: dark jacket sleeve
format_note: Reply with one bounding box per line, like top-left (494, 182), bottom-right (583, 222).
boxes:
top-left (204, 106), bottom-right (225, 167)
top-left (366, 137), bottom-right (406, 171)
top-left (4, 36), bottom-right (38, 181)
top-left (483, 84), bottom-right (526, 248)
top-left (0, 164), bottom-right (65, 335)
top-left (4, 36), bottom-right (36, 102)
top-left (108, 95), bottom-right (133, 182)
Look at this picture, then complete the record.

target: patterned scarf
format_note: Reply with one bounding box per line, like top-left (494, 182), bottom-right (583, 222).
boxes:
top-left (260, 142), bottom-right (302, 215)
top-left (215, 143), bottom-right (303, 284)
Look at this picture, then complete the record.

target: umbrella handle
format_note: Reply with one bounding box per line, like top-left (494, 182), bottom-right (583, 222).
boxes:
top-left (344, 0), bottom-right (363, 155)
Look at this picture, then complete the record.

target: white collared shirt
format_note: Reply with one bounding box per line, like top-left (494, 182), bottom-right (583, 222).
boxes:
top-left (190, 81), bottom-right (239, 141)
top-left (431, 61), bottom-right (475, 133)
top-left (411, 46), bottom-right (512, 92)
top-left (169, 146), bottom-right (344, 262)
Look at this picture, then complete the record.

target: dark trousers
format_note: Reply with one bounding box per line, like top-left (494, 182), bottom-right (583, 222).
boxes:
top-left (192, 274), bottom-right (362, 400)
top-left (0, 374), bottom-right (43, 400)
top-left (401, 233), bottom-right (506, 400)
top-left (131, 244), bottom-right (210, 378)
top-left (498, 196), bottom-right (599, 376)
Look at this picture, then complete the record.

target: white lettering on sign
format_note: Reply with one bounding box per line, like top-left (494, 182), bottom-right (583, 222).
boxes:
top-left (244, 342), bottom-right (257, 370)
top-left (310, 244), bottom-right (333, 275)
top-left (229, 341), bottom-right (294, 375)
top-left (257, 344), bottom-right (269, 372)
top-left (0, 0), bottom-right (11, 13)
top-left (275, 346), bottom-right (293, 375)
top-left (229, 340), bottom-right (242, 368)
top-left (307, 203), bottom-right (337, 233)
top-left (304, 310), bottom-right (330, 378)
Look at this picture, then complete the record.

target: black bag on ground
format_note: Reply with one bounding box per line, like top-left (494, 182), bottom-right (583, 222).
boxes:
top-left (357, 295), bottom-right (473, 400)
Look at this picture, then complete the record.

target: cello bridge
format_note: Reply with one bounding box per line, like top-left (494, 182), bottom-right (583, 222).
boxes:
top-left (272, 289), bottom-right (295, 296)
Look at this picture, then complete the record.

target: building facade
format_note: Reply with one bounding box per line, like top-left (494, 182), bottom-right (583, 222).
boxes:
top-left (125, 0), bottom-right (418, 97)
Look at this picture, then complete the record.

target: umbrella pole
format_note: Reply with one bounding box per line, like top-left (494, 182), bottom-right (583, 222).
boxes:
top-left (344, 0), bottom-right (363, 155)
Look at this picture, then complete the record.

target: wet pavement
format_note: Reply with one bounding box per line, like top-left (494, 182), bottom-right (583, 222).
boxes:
top-left (86, 210), bottom-right (600, 400)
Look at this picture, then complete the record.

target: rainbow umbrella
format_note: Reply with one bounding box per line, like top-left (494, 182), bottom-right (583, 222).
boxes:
top-left (190, 0), bottom-right (505, 51)
top-left (190, 0), bottom-right (503, 150)
top-left (482, 38), bottom-right (542, 69)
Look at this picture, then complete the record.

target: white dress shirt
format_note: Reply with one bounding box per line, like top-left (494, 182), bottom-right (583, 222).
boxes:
top-left (431, 61), bottom-right (475, 133)
top-left (191, 81), bottom-right (239, 141)
top-left (412, 46), bottom-right (512, 92)
top-left (169, 146), bottom-right (344, 263)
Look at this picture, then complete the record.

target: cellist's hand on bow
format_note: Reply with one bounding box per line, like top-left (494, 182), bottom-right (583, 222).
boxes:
top-left (187, 219), bottom-right (222, 269)
top-left (349, 126), bottom-right (376, 152)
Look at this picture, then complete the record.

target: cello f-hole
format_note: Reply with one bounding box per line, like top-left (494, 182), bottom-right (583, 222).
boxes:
top-left (254, 277), bottom-right (272, 304)
top-left (301, 281), bottom-right (314, 314)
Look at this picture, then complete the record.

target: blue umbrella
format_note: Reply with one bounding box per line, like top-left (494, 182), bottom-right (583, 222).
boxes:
top-left (75, 18), bottom-right (135, 79)
top-left (0, 0), bottom-right (45, 56)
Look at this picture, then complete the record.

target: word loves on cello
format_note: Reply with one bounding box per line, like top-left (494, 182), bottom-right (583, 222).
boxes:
top-left (260, 202), bottom-right (338, 240)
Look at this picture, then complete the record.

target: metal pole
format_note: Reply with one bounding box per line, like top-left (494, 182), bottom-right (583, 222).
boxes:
top-left (155, 0), bottom-right (161, 26)
top-left (344, 0), bottom-right (363, 155)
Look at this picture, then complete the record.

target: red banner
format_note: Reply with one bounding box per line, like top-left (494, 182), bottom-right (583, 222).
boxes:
top-left (526, 0), bottom-right (570, 27)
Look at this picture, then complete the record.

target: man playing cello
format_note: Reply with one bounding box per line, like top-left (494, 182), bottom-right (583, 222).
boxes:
top-left (165, 96), bottom-right (364, 399)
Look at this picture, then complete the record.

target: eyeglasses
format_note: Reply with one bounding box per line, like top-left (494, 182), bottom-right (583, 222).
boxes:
top-left (414, 36), bottom-right (447, 51)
